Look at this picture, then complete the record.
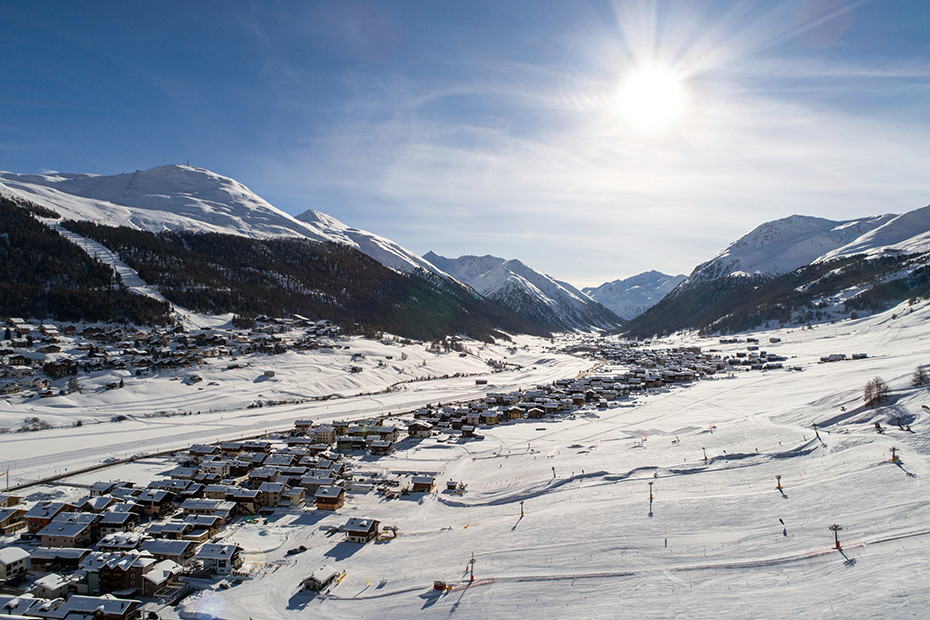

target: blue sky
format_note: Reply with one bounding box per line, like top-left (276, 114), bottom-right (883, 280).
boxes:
top-left (2, 1), bottom-right (929, 286)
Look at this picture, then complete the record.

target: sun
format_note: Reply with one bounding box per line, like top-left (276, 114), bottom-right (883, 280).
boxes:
top-left (615, 65), bottom-right (688, 133)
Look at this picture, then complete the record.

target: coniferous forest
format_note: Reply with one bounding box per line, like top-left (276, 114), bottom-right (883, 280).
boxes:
top-left (0, 196), bottom-right (171, 324)
top-left (61, 220), bottom-right (545, 340)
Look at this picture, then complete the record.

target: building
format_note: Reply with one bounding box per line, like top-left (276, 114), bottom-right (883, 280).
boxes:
top-left (342, 518), bottom-right (380, 544)
top-left (302, 565), bottom-right (340, 591)
top-left (24, 501), bottom-right (77, 533)
top-left (0, 547), bottom-right (29, 582)
top-left (411, 476), bottom-right (435, 493)
top-left (314, 485), bottom-right (345, 511)
top-left (0, 508), bottom-right (26, 535)
top-left (196, 543), bottom-right (242, 575)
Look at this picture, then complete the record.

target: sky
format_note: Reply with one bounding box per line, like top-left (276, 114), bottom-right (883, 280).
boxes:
top-left (2, 1), bottom-right (930, 287)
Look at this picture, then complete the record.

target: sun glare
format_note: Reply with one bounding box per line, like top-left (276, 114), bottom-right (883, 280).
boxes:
top-left (615, 65), bottom-right (688, 133)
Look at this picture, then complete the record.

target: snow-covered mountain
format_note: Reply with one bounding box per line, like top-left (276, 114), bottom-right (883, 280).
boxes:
top-left (423, 252), bottom-right (622, 332)
top-left (818, 205), bottom-right (930, 261)
top-left (625, 204), bottom-right (930, 336)
top-left (0, 165), bottom-right (445, 279)
top-left (682, 213), bottom-right (897, 288)
top-left (295, 209), bottom-right (449, 279)
top-left (583, 271), bottom-right (685, 320)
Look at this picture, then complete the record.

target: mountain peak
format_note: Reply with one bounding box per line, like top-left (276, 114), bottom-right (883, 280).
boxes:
top-left (426, 252), bottom-right (621, 331)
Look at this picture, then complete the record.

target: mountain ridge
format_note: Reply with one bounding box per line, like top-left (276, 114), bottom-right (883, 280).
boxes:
top-left (424, 251), bottom-right (622, 332)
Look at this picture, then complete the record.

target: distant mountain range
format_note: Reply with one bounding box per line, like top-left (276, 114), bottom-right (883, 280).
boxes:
top-left (3, 164), bottom-right (927, 339)
top-left (0, 165), bottom-right (619, 338)
top-left (623, 208), bottom-right (930, 336)
top-left (423, 252), bottom-right (622, 332)
top-left (583, 271), bottom-right (685, 320)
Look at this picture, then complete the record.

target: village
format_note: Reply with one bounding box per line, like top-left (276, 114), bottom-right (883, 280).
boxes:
top-left (0, 322), bottom-right (781, 619)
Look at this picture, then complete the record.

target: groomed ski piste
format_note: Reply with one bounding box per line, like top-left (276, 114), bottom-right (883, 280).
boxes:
top-left (3, 299), bottom-right (929, 619)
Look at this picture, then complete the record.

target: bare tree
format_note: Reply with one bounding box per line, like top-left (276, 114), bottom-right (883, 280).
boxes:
top-left (913, 366), bottom-right (928, 387)
top-left (864, 377), bottom-right (889, 406)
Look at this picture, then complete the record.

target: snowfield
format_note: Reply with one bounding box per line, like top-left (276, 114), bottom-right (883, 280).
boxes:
top-left (3, 300), bottom-right (929, 619)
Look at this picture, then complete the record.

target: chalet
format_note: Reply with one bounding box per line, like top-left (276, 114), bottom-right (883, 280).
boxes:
top-left (168, 466), bottom-right (198, 480)
top-left (407, 421), bottom-right (433, 438)
top-left (24, 502), bottom-right (78, 533)
top-left (311, 425), bottom-right (336, 445)
top-left (244, 451), bottom-right (268, 466)
top-left (294, 419), bottom-right (314, 433)
top-left (376, 425), bottom-right (400, 443)
top-left (336, 435), bottom-right (367, 451)
top-left (38, 517), bottom-right (97, 548)
top-left (28, 547), bottom-right (90, 572)
top-left (146, 521), bottom-right (193, 540)
top-left (315, 485), bottom-right (346, 511)
top-left (51, 595), bottom-right (141, 620)
top-left (218, 441), bottom-right (243, 456)
top-left (149, 479), bottom-right (193, 495)
top-left (369, 440), bottom-right (393, 455)
top-left (80, 495), bottom-right (117, 513)
top-left (411, 476), bottom-right (435, 493)
top-left (188, 444), bottom-right (219, 463)
top-left (264, 453), bottom-right (296, 467)
top-left (141, 539), bottom-right (196, 565)
top-left (0, 547), bottom-right (29, 582)
top-left (257, 482), bottom-right (286, 507)
top-left (303, 565), bottom-right (340, 591)
top-left (142, 558), bottom-right (184, 597)
top-left (0, 509), bottom-right (25, 535)
top-left (275, 466), bottom-right (309, 486)
top-left (283, 487), bottom-right (305, 508)
top-left (96, 532), bottom-right (146, 553)
top-left (226, 488), bottom-right (259, 515)
top-left (480, 412), bottom-right (500, 425)
top-left (342, 518), bottom-right (380, 544)
top-left (242, 440), bottom-right (272, 453)
top-left (200, 460), bottom-right (230, 478)
top-left (300, 475), bottom-right (335, 495)
top-left (184, 514), bottom-right (223, 538)
top-left (32, 572), bottom-right (70, 599)
top-left (527, 407), bottom-right (545, 419)
top-left (247, 465), bottom-right (280, 487)
top-left (196, 543), bottom-right (242, 575)
top-left (89, 481), bottom-right (131, 497)
top-left (135, 489), bottom-right (176, 517)
top-left (179, 498), bottom-right (236, 520)
top-left (461, 425), bottom-right (476, 438)
top-left (87, 550), bottom-right (159, 596)
top-left (203, 484), bottom-right (233, 500)
top-left (506, 406), bottom-right (524, 420)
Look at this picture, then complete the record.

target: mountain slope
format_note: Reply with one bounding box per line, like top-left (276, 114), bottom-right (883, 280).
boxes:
top-left (296, 209), bottom-right (449, 279)
top-left (0, 165), bottom-right (447, 279)
top-left (623, 205), bottom-right (930, 337)
top-left (0, 166), bottom-right (551, 338)
top-left (683, 213), bottom-right (895, 287)
top-left (424, 252), bottom-right (622, 332)
top-left (583, 271), bottom-right (685, 320)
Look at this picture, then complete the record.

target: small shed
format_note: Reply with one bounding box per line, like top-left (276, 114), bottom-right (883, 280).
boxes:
top-left (303, 565), bottom-right (341, 591)
top-left (411, 476), bottom-right (435, 493)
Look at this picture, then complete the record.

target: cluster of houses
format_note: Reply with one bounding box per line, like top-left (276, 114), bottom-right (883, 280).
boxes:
top-left (0, 419), bottom-right (439, 611)
top-left (0, 316), bottom-right (339, 401)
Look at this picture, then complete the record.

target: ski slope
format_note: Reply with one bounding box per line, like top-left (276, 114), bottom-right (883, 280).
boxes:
top-left (4, 301), bottom-right (928, 619)
top-left (164, 300), bottom-right (928, 619)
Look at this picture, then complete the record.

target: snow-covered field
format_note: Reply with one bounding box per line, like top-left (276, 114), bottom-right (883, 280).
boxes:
top-left (5, 300), bottom-right (929, 619)
top-left (0, 335), bottom-right (590, 486)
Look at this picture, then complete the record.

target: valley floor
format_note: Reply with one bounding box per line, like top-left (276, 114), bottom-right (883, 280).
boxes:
top-left (5, 300), bottom-right (930, 619)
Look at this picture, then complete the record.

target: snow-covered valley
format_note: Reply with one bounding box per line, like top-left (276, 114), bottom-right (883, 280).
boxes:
top-left (1, 299), bottom-right (927, 619)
